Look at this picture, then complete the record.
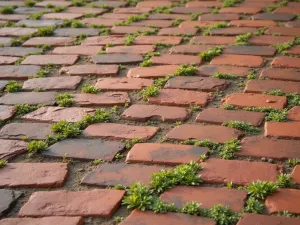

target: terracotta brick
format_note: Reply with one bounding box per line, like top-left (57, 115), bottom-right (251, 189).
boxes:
top-left (134, 36), bottom-right (182, 45)
top-left (95, 78), bottom-right (153, 91)
top-left (190, 36), bottom-right (236, 45)
top-left (200, 158), bottom-right (279, 185)
top-left (237, 213), bottom-right (300, 225)
top-left (0, 163), bottom-right (67, 188)
top-left (17, 19), bottom-right (63, 28)
top-left (54, 28), bottom-right (99, 37)
top-left (223, 46), bottom-right (276, 56)
top-left (148, 13), bottom-right (190, 20)
top-left (136, 1), bottom-right (172, 8)
top-left (0, 47), bottom-right (41, 57)
top-left (285, 20), bottom-right (300, 27)
top-left (36, 1), bottom-right (72, 7)
top-left (260, 68), bottom-right (300, 82)
top-left (265, 27), bottom-right (300, 36)
top-left (83, 123), bottom-right (159, 140)
top-left (126, 143), bottom-right (209, 165)
top-left (291, 165), bottom-right (300, 184)
top-left (0, 37), bottom-right (13, 47)
top-left (210, 27), bottom-right (256, 36)
top-left (248, 35), bottom-right (294, 46)
top-left (251, 12), bottom-right (296, 21)
top-left (119, 210), bottom-right (216, 225)
top-left (238, 137), bottom-right (300, 160)
top-left (211, 54), bottom-right (264, 67)
top-left (121, 104), bottom-right (190, 122)
top-left (172, 7), bottom-right (211, 14)
top-left (274, 7), bottom-right (300, 14)
top-left (60, 65), bottom-right (119, 76)
top-left (127, 65), bottom-right (178, 78)
top-left (160, 186), bottom-right (247, 212)
top-left (220, 7), bottom-right (262, 14)
top-left (196, 108), bottom-right (264, 126)
top-left (114, 7), bottom-right (152, 14)
top-left (166, 124), bottom-right (242, 143)
top-left (265, 121), bottom-right (300, 139)
top-left (199, 13), bottom-right (239, 21)
top-left (198, 65), bottom-right (249, 77)
top-left (81, 164), bottom-right (164, 187)
top-left (91, 1), bottom-right (127, 7)
top-left (66, 6), bottom-right (107, 15)
top-left (286, 46), bottom-right (300, 55)
top-left (186, 1), bottom-right (222, 7)
top-left (148, 89), bottom-right (214, 107)
top-left (0, 56), bottom-right (20, 65)
top-left (99, 13), bottom-right (136, 20)
top-left (82, 18), bottom-right (124, 27)
top-left (169, 45), bottom-right (214, 55)
top-left (23, 37), bottom-right (75, 47)
top-left (22, 55), bottom-right (79, 66)
top-left (52, 46), bottom-right (103, 56)
top-left (130, 20), bottom-right (173, 28)
top-left (0, 139), bottom-right (27, 160)
top-left (74, 93), bottom-right (130, 106)
top-left (0, 189), bottom-right (22, 217)
top-left (91, 54), bottom-right (143, 64)
top-left (82, 36), bottom-right (126, 46)
top-left (179, 21), bottom-right (222, 29)
top-left (44, 139), bottom-right (125, 161)
top-left (106, 45), bottom-right (155, 54)
top-left (164, 76), bottom-right (230, 92)
top-left (0, 217), bottom-right (84, 225)
top-left (230, 20), bottom-right (276, 27)
top-left (265, 189), bottom-right (300, 214)
top-left (0, 27), bottom-right (38, 37)
top-left (151, 54), bottom-right (201, 65)
top-left (42, 13), bottom-right (83, 20)
top-left (158, 27), bottom-right (198, 36)
top-left (222, 93), bottom-right (287, 109)
top-left (288, 106), bottom-right (300, 121)
top-left (0, 105), bottom-right (16, 121)
top-left (19, 190), bottom-right (125, 218)
top-left (110, 26), bottom-right (156, 34)
top-left (245, 79), bottom-right (300, 94)
top-left (0, 65), bottom-right (40, 80)
top-left (271, 56), bottom-right (300, 69)
top-left (0, 14), bottom-right (27, 22)
top-left (0, 92), bottom-right (56, 106)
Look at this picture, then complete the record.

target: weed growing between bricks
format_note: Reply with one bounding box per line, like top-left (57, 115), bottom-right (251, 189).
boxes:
top-left (0, 159), bottom-right (7, 168)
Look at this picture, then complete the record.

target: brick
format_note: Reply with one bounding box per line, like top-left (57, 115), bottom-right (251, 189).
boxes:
top-left (126, 143), bottom-right (209, 165)
top-left (0, 92), bottom-right (56, 106)
top-left (222, 93), bottom-right (287, 109)
top-left (251, 12), bottom-right (296, 21)
top-left (127, 65), bottom-right (178, 78)
top-left (149, 89), bottom-right (214, 107)
top-left (219, 7), bottom-right (262, 14)
top-left (265, 121), bottom-right (300, 139)
top-left (15, 7), bottom-right (51, 14)
top-left (210, 27), bottom-right (256, 36)
top-left (44, 139), bottom-right (125, 161)
top-left (0, 47), bottom-right (41, 57)
top-left (199, 13), bottom-right (239, 21)
top-left (196, 108), bottom-right (264, 126)
top-left (223, 46), bottom-right (276, 56)
top-left (186, 1), bottom-right (222, 7)
top-left (0, 123), bottom-right (52, 140)
top-left (82, 164), bottom-right (164, 187)
top-left (134, 36), bottom-right (182, 45)
top-left (164, 76), bottom-right (230, 92)
top-left (0, 37), bottom-right (13, 47)
top-left (0, 1), bottom-right (28, 6)
top-left (274, 7), bottom-right (300, 14)
top-left (238, 137), bottom-right (300, 160)
top-left (286, 46), bottom-right (300, 55)
top-left (22, 55), bottom-right (79, 66)
top-left (52, 46), bottom-right (103, 56)
top-left (288, 106), bottom-right (300, 121)
top-left (248, 35), bottom-right (294, 46)
top-left (121, 104), bottom-right (190, 122)
top-left (95, 78), bottom-right (153, 91)
top-left (179, 21), bottom-right (222, 29)
top-left (23, 37), bottom-right (75, 47)
top-left (260, 68), bottom-right (300, 82)
top-left (92, 0), bottom-right (127, 8)
top-left (271, 56), bottom-right (300, 69)
top-left (266, 27), bottom-right (300, 36)
top-left (160, 186), bottom-right (247, 212)
top-left (60, 65), bottom-right (119, 76)
top-left (82, 18), bottom-right (124, 26)
top-left (151, 54), bottom-right (201, 65)
top-left (0, 65), bottom-right (40, 80)
top-left (136, 1), bottom-right (172, 8)
top-left (172, 7), bottom-right (211, 14)
top-left (23, 76), bottom-right (82, 90)
top-left (73, 93), bottom-right (130, 106)
top-left (0, 139), bottom-right (27, 160)
top-left (19, 189), bottom-right (125, 218)
top-left (200, 159), bottom-right (279, 185)
top-left (54, 28), bottom-right (99, 37)
top-left (110, 26), bottom-right (156, 34)
top-left (198, 65), bottom-right (249, 77)
top-left (0, 217), bottom-right (84, 225)
top-left (114, 7), bottom-right (152, 14)
top-left (292, 165), bottom-right (300, 184)
top-left (190, 36), bottom-right (236, 45)
top-left (148, 13), bottom-right (190, 20)
top-left (229, 20), bottom-right (276, 27)
top-left (169, 45), bottom-right (214, 55)
top-left (42, 13), bottom-right (83, 20)
top-left (166, 124), bottom-right (242, 143)
top-left (131, 20), bottom-right (173, 28)
top-left (65, 6), bottom-right (107, 15)
top-left (106, 45), bottom-right (155, 54)
top-left (36, 1), bottom-right (72, 7)
top-left (82, 36), bottom-right (126, 46)
top-left (101, 13), bottom-right (136, 20)
top-left (0, 163), bottom-right (67, 188)
top-left (265, 189), bottom-right (300, 214)
top-left (22, 107), bottom-right (95, 123)
top-left (158, 27), bottom-right (198, 36)
top-left (0, 56), bottom-right (20, 65)
top-left (211, 54), bottom-right (264, 67)
top-left (17, 19), bottom-right (63, 27)
top-left (0, 15), bottom-right (27, 22)
top-left (0, 105), bottom-right (16, 121)
top-left (245, 79), bottom-right (300, 94)
top-left (0, 27), bottom-right (37, 37)
top-left (91, 54), bottom-right (143, 64)
top-left (119, 210), bottom-right (216, 225)
top-left (236, 213), bottom-right (300, 225)
top-left (286, 20), bottom-right (300, 28)
top-left (0, 189), bottom-right (22, 217)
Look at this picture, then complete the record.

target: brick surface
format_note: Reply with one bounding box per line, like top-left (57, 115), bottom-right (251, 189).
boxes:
top-left (158, 27), bottom-right (198, 36)
top-left (131, 20), bottom-right (173, 28)
top-left (82, 18), bottom-right (124, 27)
top-left (199, 13), bottom-right (239, 21)
top-left (42, 13), bottom-right (83, 20)
top-left (0, 65), bottom-right (40, 80)
top-left (95, 78), bottom-right (153, 91)
top-left (74, 93), bottom-right (130, 106)
top-left (0, 56), bottom-right (20, 65)
top-left (265, 27), bottom-right (300, 36)
top-left (286, 46), bottom-right (300, 55)
top-left (265, 122), bottom-right (300, 139)
top-left (248, 35), bottom-right (294, 46)
top-left (23, 76), bottom-right (82, 90)
top-left (0, 105), bottom-right (16, 121)
top-left (22, 55), bottom-right (79, 66)
top-left (82, 36), bottom-right (126, 46)
top-left (54, 28), bottom-right (99, 37)
top-left (17, 20), bottom-right (63, 27)
top-left (148, 13), bottom-right (190, 20)
top-left (179, 21), bottom-right (223, 29)
top-left (134, 36), bottom-right (182, 45)
top-left (0, 47), bottom-right (41, 57)
top-left (0, 139), bottom-right (27, 160)
top-left (19, 190), bottom-right (125, 218)
top-left (169, 45), bottom-right (214, 55)
top-left (0, 27), bottom-right (37, 37)
top-left (36, 1), bottom-right (72, 7)
top-left (0, 92), bottom-right (56, 105)
top-left (236, 213), bottom-right (300, 225)
top-left (23, 37), bottom-right (75, 47)
top-left (151, 54), bottom-right (201, 65)
top-left (245, 79), bottom-right (300, 94)
top-left (186, 1), bottom-right (222, 7)
top-left (60, 64), bottom-right (119, 76)
top-left (82, 164), bottom-right (164, 187)
top-left (288, 106), bottom-right (300, 121)
top-left (114, 7), bottom-right (152, 14)
top-left (260, 68), bottom-right (300, 82)
top-left (251, 12), bottom-right (296, 21)
top-left (0, 217), bottom-right (84, 225)
top-left (274, 7), bottom-right (300, 14)
top-left (172, 7), bottom-right (211, 14)
top-left (126, 143), bottom-right (209, 165)
top-left (210, 27), bottom-right (256, 36)
top-left (110, 26), bottom-right (156, 34)
top-left (91, 54), bottom-right (143, 64)
top-left (136, 1), bottom-right (172, 7)
top-left (190, 36), bottom-right (236, 45)
top-left (292, 165), bottom-right (300, 184)
top-left (106, 45), bottom-right (155, 54)
top-left (200, 159), bottom-right (279, 185)
top-left (0, 163), bottom-right (67, 188)
top-left (0, 190), bottom-right (21, 217)
top-left (223, 46), bottom-right (276, 56)
top-left (271, 56), bottom-right (300, 69)
top-left (286, 21), bottom-right (300, 28)
top-left (211, 54), bottom-right (264, 68)
top-left (219, 7), bottom-right (262, 14)
top-left (229, 20), bottom-right (277, 27)
top-left (127, 65), bottom-right (178, 78)
top-left (198, 65), bottom-right (249, 77)
top-left (52, 46), bottom-right (103, 56)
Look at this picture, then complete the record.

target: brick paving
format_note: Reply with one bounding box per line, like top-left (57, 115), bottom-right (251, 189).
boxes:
top-left (0, 1), bottom-right (299, 225)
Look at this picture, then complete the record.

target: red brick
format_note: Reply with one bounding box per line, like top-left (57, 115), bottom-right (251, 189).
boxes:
top-left (136, 1), bottom-right (172, 8)
top-left (82, 18), bottom-right (124, 27)
top-left (0, 139), bottom-right (27, 160)
top-left (151, 54), bottom-right (201, 65)
top-left (66, 6), bottom-right (107, 15)
top-left (248, 35), bottom-right (294, 46)
top-left (0, 163), bottom-right (67, 188)
top-left (81, 36), bottom-right (126, 46)
top-left (126, 143), bottom-right (209, 165)
top-left (121, 104), bottom-right (190, 122)
top-left (211, 54), bottom-right (264, 67)
top-left (81, 164), bottom-right (164, 187)
top-left (271, 56), bottom-right (300, 69)
top-left (166, 124), bottom-right (242, 143)
top-left (286, 46), bottom-right (300, 55)
top-left (22, 55), bottom-right (79, 66)
top-left (0, 47), bottom-right (43, 57)
top-left (0, 65), bottom-right (37, 80)
top-left (74, 93), bottom-right (130, 106)
top-left (131, 20), bottom-right (173, 28)
top-left (134, 36), bottom-right (182, 45)
top-left (286, 21), bottom-right (300, 28)
top-left (190, 36), bottom-right (236, 45)
top-left (198, 65), bottom-right (249, 77)
top-left (164, 76), bottom-right (230, 92)
top-left (158, 27), bottom-right (198, 36)
top-left (23, 37), bottom-right (75, 47)
top-left (91, 54), bottom-right (143, 64)
top-left (245, 79), bottom-right (300, 94)
top-left (106, 45), bottom-right (155, 54)
top-left (238, 137), bottom-right (300, 160)
top-left (0, 27), bottom-right (37, 37)
top-left (292, 165), bottom-right (300, 184)
top-left (0, 56), bottom-right (20, 65)
top-left (210, 27), bottom-right (256, 36)
top-left (19, 189), bottom-right (125, 218)
top-left (237, 213), bottom-right (300, 225)
top-left (0, 105), bottom-right (16, 121)
top-left (101, 13), bottom-right (137, 20)
top-left (172, 7), bottom-right (211, 14)
top-left (179, 21), bottom-right (222, 29)
top-left (199, 13), bottom-right (239, 21)
top-left (251, 12), bottom-right (296, 21)
top-left (186, 1), bottom-right (222, 7)
top-left (196, 108), bottom-right (264, 126)
top-left (0, 217), bottom-right (84, 225)
top-left (220, 7), bottom-right (262, 14)
top-left (274, 7), bottom-right (300, 14)
top-left (288, 106), bottom-right (300, 121)
top-left (265, 189), bottom-right (300, 214)
top-left (260, 68), bottom-right (300, 82)
top-left (83, 123), bottom-right (159, 140)
top-left (119, 210), bottom-right (216, 225)
top-left (148, 13), bottom-right (190, 20)
top-left (60, 65), bottom-right (119, 76)
top-left (222, 93), bottom-right (287, 109)
top-left (114, 7), bottom-right (152, 14)
top-left (169, 45), bottom-right (214, 55)
top-left (200, 158), bottom-right (279, 185)
top-left (230, 20), bottom-right (277, 27)
top-left (95, 78), bottom-right (153, 91)
top-left (265, 121), bottom-right (300, 139)
top-left (160, 186), bottom-right (247, 212)
top-left (0, 14), bottom-right (27, 22)
top-left (22, 107), bottom-right (95, 123)
top-left (90, 1), bottom-right (127, 7)
top-left (36, 1), bottom-right (72, 7)
top-left (148, 89), bottom-right (214, 107)
top-left (52, 46), bottom-right (103, 56)
top-left (127, 65), bottom-right (178, 78)
top-left (42, 13), bottom-right (83, 20)
top-left (110, 26), bottom-right (156, 34)
top-left (266, 27), bottom-right (300, 36)
top-left (223, 46), bottom-right (276, 56)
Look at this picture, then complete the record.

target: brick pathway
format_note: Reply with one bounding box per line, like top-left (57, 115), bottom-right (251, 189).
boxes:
top-left (0, 0), bottom-right (300, 225)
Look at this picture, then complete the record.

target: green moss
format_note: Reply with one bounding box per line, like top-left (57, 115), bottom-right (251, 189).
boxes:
top-left (223, 121), bottom-right (260, 133)
top-left (0, 6), bottom-right (15, 14)
top-left (56, 93), bottom-right (74, 107)
top-left (152, 6), bottom-right (172, 14)
top-left (27, 140), bottom-right (48, 157)
top-left (5, 80), bottom-right (21, 93)
top-left (212, 71), bottom-right (237, 79)
top-left (81, 84), bottom-right (99, 94)
top-left (247, 181), bottom-right (278, 200)
top-left (0, 159), bottom-right (8, 168)
top-left (199, 46), bottom-right (224, 61)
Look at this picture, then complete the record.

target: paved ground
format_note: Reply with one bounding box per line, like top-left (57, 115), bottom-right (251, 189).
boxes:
top-left (0, 0), bottom-right (300, 224)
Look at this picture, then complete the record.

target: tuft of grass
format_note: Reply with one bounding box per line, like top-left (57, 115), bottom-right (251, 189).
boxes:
top-left (181, 202), bottom-right (201, 215)
top-left (15, 104), bottom-right (43, 117)
top-left (172, 18), bottom-right (184, 27)
top-left (212, 71), bottom-right (237, 79)
top-left (243, 197), bottom-right (264, 214)
top-left (234, 33), bottom-right (252, 46)
top-left (266, 0), bottom-right (288, 12)
top-left (56, 93), bottom-right (74, 107)
top-left (76, 109), bottom-right (111, 129)
top-left (51, 120), bottom-right (81, 139)
top-left (222, 104), bottom-right (236, 110)
top-left (27, 140), bottom-right (48, 157)
top-left (152, 6), bottom-right (172, 14)
top-left (125, 137), bottom-right (143, 149)
top-left (0, 6), bottom-right (15, 14)
top-left (81, 84), bottom-right (99, 94)
top-left (276, 173), bottom-right (296, 188)
top-left (202, 22), bottom-right (227, 36)
top-left (182, 139), bottom-right (220, 151)
top-left (208, 204), bottom-right (241, 225)
top-left (52, 6), bottom-right (67, 12)
top-left (223, 121), bottom-right (260, 133)
top-left (5, 80), bottom-right (21, 93)
top-left (190, 105), bottom-right (201, 112)
top-left (286, 158), bottom-right (300, 167)
top-left (191, 13), bottom-right (202, 21)
top-left (222, 0), bottom-right (243, 7)
top-left (199, 45), bottom-right (224, 61)
top-left (36, 26), bottom-right (55, 36)
top-left (247, 180), bottom-right (278, 200)
top-left (139, 59), bottom-right (152, 67)
top-left (247, 72), bottom-right (257, 79)
top-left (25, 0), bottom-right (35, 7)
top-left (218, 138), bottom-right (241, 159)
top-left (29, 12), bottom-right (44, 20)
top-left (173, 64), bottom-right (198, 76)
top-left (93, 159), bottom-right (105, 165)
top-left (0, 159), bottom-right (8, 168)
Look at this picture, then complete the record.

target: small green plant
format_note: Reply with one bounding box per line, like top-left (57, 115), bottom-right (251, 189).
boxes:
top-left (114, 184), bottom-right (126, 190)
top-left (211, 8), bottom-right (220, 14)
top-left (172, 18), bottom-right (184, 26)
top-left (274, 41), bottom-right (293, 54)
top-left (152, 6), bottom-right (172, 14)
top-left (71, 20), bottom-right (84, 28)
top-left (202, 22), bottom-right (227, 36)
top-left (0, 6), bottom-right (15, 14)
top-left (243, 197), bottom-right (264, 214)
top-left (115, 153), bottom-right (124, 160)
top-left (35, 68), bottom-right (50, 78)
top-left (199, 154), bottom-right (207, 162)
top-left (27, 140), bottom-right (48, 157)
top-left (218, 138), bottom-right (241, 159)
top-left (173, 64), bottom-right (197, 76)
top-left (52, 6), bottom-right (67, 12)
top-left (247, 180), bottom-right (278, 200)
top-left (266, 0), bottom-right (288, 12)
top-left (93, 159), bottom-right (105, 165)
top-left (72, 0), bottom-right (88, 6)
top-left (125, 137), bottom-right (143, 149)
top-left (277, 211), bottom-right (294, 218)
top-left (51, 120), bottom-right (81, 139)
top-left (36, 26), bottom-right (55, 36)
top-left (56, 93), bottom-right (74, 107)
top-left (234, 33), bottom-right (252, 46)
top-left (155, 42), bottom-right (173, 49)
top-left (29, 12), bottom-right (44, 20)
top-left (199, 46), bottom-right (224, 61)
top-left (190, 105), bottom-right (201, 112)
top-left (0, 159), bottom-right (8, 168)
top-left (140, 59), bottom-right (152, 67)
top-left (113, 216), bottom-right (124, 224)
top-left (247, 72), bottom-right (257, 79)
top-left (122, 14), bottom-right (149, 25)
top-left (208, 204), bottom-right (240, 225)
top-left (223, 121), bottom-right (260, 133)
top-left (81, 84), bottom-right (99, 94)
top-left (77, 109), bottom-right (111, 129)
top-left (181, 202), bottom-right (201, 215)
top-left (21, 136), bottom-right (29, 142)
top-left (265, 109), bottom-right (287, 122)
top-left (212, 72), bottom-right (237, 79)
top-left (15, 104), bottom-right (43, 117)
top-left (276, 173), bottom-right (296, 188)
top-left (25, 0), bottom-right (35, 7)
top-left (5, 80), bottom-right (21, 93)
top-left (221, 104), bottom-right (236, 110)
top-left (191, 13), bottom-right (202, 21)
top-left (182, 139), bottom-right (220, 152)
top-left (286, 158), bottom-right (300, 167)
top-left (46, 3), bottom-right (55, 8)
top-left (222, 0), bottom-right (243, 7)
